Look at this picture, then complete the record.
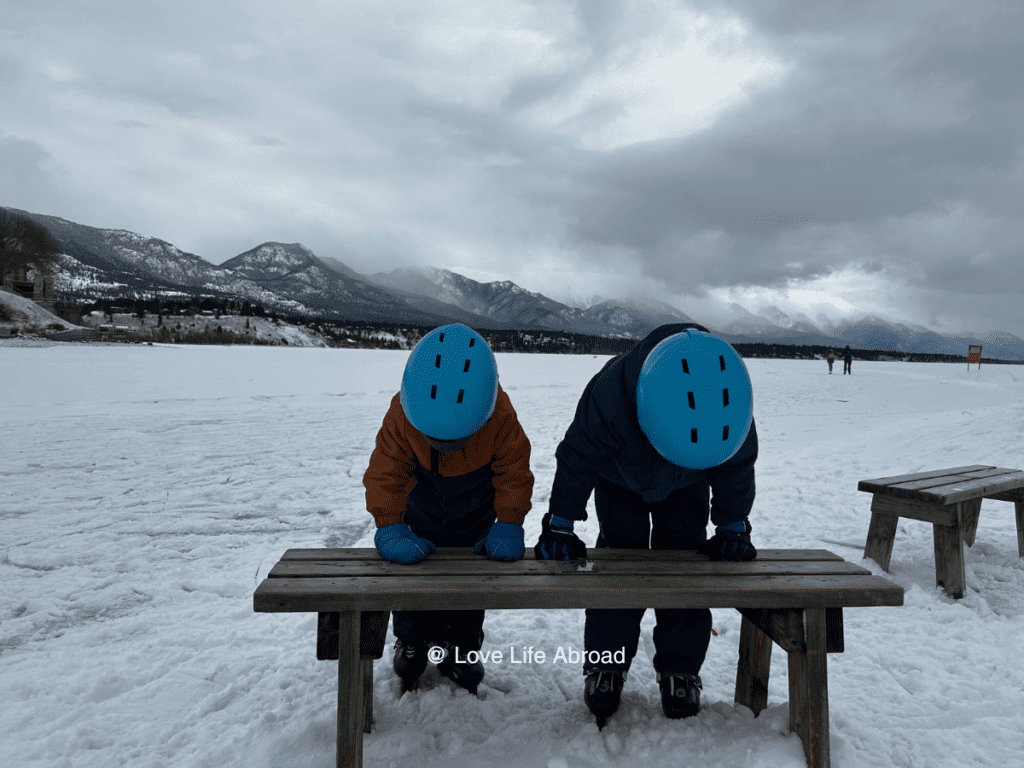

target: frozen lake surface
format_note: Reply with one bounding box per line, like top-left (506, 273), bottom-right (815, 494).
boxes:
top-left (2, 344), bottom-right (1023, 767)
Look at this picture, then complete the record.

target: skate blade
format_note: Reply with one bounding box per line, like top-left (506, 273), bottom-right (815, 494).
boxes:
top-left (596, 715), bottom-right (607, 730)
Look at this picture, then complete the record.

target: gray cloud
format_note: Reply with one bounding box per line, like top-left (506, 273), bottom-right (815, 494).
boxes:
top-left (1, 0), bottom-right (1022, 335)
top-left (533, 2), bottom-right (1024, 307)
top-left (0, 134), bottom-right (76, 217)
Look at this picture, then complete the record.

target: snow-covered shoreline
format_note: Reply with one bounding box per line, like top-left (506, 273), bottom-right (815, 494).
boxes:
top-left (2, 347), bottom-right (1022, 767)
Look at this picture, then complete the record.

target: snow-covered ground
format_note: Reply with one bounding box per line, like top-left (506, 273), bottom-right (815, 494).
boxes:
top-left (2, 345), bottom-right (1023, 768)
top-left (0, 290), bottom-right (78, 334)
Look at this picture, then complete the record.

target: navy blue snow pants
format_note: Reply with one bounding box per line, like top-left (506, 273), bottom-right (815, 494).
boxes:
top-left (391, 516), bottom-right (492, 652)
top-left (584, 478), bottom-right (713, 677)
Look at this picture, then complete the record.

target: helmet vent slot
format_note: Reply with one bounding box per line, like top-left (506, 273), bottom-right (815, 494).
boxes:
top-left (464, 359), bottom-right (471, 373)
top-left (469, 337), bottom-right (475, 347)
top-left (723, 425), bottom-right (730, 441)
top-left (681, 359), bottom-right (689, 374)
top-left (687, 392), bottom-right (695, 410)
top-left (457, 389), bottom-right (465, 404)
top-left (719, 355), bottom-right (726, 371)
top-left (691, 428), bottom-right (698, 443)
top-left (435, 355), bottom-right (442, 368)
top-left (439, 332), bottom-right (445, 342)
top-left (430, 385), bottom-right (437, 400)
top-left (722, 388), bottom-right (729, 407)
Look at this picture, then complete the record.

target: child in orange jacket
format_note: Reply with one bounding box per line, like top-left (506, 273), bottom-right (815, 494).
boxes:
top-left (363, 323), bottom-right (533, 693)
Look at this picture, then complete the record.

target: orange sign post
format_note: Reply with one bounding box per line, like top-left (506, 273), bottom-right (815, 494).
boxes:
top-left (967, 344), bottom-right (982, 370)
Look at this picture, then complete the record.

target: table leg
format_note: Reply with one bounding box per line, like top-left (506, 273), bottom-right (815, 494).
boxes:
top-left (788, 608), bottom-right (830, 768)
top-left (864, 505), bottom-right (899, 571)
top-left (933, 516), bottom-right (967, 599)
top-left (337, 611), bottom-right (364, 768)
top-left (735, 613), bottom-right (772, 715)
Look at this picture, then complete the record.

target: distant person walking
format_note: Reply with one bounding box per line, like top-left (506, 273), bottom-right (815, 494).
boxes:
top-left (843, 345), bottom-right (852, 375)
top-left (826, 348), bottom-right (835, 374)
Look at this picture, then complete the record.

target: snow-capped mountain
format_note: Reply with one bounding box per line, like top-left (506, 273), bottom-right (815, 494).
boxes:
top-left (717, 304), bottom-right (828, 339)
top-left (6, 209), bottom-right (449, 324)
top-left (366, 267), bottom-right (700, 337)
top-left (581, 298), bottom-right (696, 337)
top-left (6, 206), bottom-right (1024, 357)
top-left (757, 305), bottom-right (825, 335)
top-left (9, 208), bottom-right (311, 313)
top-left (366, 267), bottom-right (630, 336)
top-left (719, 309), bottom-right (1024, 360)
top-left (219, 243), bottom-right (439, 323)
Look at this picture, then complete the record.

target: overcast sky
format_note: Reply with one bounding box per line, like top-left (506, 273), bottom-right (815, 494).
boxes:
top-left (2, 0), bottom-right (1023, 335)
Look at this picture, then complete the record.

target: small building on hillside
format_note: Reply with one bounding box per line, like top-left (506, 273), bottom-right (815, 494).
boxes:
top-left (2, 266), bottom-right (57, 311)
top-left (2, 268), bottom-right (83, 324)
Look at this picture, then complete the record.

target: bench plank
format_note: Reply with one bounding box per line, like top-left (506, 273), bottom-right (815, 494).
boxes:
top-left (861, 468), bottom-right (1024, 504)
top-left (882, 467), bottom-right (1014, 491)
top-left (279, 547), bottom-right (846, 562)
top-left (254, 573), bottom-right (904, 613)
top-left (269, 559), bottom-right (872, 580)
top-left (857, 465), bottom-right (991, 492)
top-left (918, 471), bottom-right (1024, 505)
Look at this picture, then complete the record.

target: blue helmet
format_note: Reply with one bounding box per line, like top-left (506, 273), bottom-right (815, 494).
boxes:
top-left (400, 324), bottom-right (498, 442)
top-left (636, 329), bottom-right (753, 470)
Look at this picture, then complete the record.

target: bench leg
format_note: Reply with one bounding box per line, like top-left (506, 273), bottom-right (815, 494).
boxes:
top-left (361, 658), bottom-right (373, 734)
top-left (864, 508), bottom-right (899, 571)
top-left (337, 611), bottom-right (364, 768)
top-left (1016, 498), bottom-right (1024, 558)
top-left (933, 519), bottom-right (967, 599)
top-left (735, 613), bottom-right (772, 715)
top-left (788, 608), bottom-right (830, 768)
top-left (319, 610), bottom-right (390, 662)
top-left (960, 499), bottom-right (982, 548)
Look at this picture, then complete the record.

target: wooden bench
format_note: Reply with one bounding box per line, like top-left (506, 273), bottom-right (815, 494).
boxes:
top-left (859, 465), bottom-right (1024, 598)
top-left (253, 547), bottom-right (903, 768)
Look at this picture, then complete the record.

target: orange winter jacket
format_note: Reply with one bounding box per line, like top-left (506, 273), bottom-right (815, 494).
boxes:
top-left (364, 384), bottom-right (533, 536)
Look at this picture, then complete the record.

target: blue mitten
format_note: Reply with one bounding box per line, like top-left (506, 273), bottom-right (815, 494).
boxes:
top-left (534, 513), bottom-right (587, 561)
top-left (374, 523), bottom-right (437, 565)
top-left (474, 521), bottom-right (525, 562)
top-left (699, 520), bottom-right (757, 562)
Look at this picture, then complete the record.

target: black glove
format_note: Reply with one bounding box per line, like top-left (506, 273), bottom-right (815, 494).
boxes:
top-left (534, 512), bottom-right (587, 561)
top-left (699, 520), bottom-right (757, 562)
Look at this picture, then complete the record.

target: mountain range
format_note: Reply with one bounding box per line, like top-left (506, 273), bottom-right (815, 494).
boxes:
top-left (5, 206), bottom-right (1023, 360)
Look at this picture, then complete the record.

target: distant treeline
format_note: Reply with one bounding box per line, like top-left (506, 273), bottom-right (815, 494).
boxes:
top-left (74, 296), bottom-right (1021, 363)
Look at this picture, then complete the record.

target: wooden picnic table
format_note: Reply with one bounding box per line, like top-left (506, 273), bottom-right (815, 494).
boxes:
top-left (859, 464), bottom-right (1024, 598)
top-left (253, 547), bottom-right (903, 768)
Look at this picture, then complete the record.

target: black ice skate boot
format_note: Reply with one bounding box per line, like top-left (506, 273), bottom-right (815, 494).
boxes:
top-left (436, 639), bottom-right (485, 695)
top-left (584, 669), bottom-right (624, 730)
top-left (658, 672), bottom-right (701, 719)
top-left (393, 639), bottom-right (428, 694)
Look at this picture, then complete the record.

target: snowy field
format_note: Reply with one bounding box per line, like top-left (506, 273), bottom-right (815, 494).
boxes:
top-left (2, 343), bottom-right (1023, 768)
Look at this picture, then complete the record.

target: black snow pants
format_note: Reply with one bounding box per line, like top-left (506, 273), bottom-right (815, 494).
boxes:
top-left (583, 477), bottom-right (713, 677)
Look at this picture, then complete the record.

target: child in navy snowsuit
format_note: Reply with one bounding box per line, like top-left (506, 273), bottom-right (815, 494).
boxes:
top-left (534, 323), bottom-right (757, 724)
